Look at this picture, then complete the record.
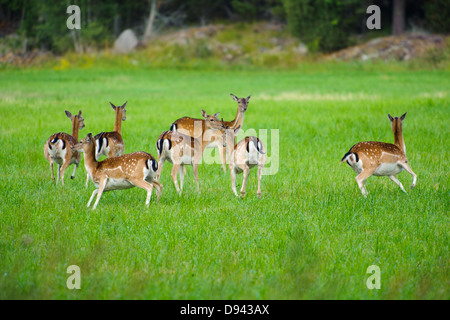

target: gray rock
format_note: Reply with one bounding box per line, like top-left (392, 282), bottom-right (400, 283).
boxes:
top-left (114, 29), bottom-right (138, 54)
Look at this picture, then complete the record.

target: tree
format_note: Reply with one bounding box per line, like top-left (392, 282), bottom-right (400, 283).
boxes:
top-left (392, 0), bottom-right (405, 35)
top-left (284, 0), bottom-right (363, 52)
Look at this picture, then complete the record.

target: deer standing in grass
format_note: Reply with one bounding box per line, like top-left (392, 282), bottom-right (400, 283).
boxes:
top-left (86, 101), bottom-right (127, 186)
top-left (221, 123), bottom-right (266, 198)
top-left (44, 110), bottom-right (85, 185)
top-left (341, 113), bottom-right (417, 197)
top-left (73, 133), bottom-right (162, 210)
top-left (156, 110), bottom-right (224, 194)
top-left (169, 94), bottom-right (251, 171)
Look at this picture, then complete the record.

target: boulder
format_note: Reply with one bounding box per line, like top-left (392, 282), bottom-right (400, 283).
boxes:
top-left (113, 29), bottom-right (138, 54)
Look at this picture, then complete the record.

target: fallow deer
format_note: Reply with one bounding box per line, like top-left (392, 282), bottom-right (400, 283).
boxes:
top-left (43, 110), bottom-right (85, 185)
top-left (73, 133), bottom-right (162, 210)
top-left (156, 111), bottom-right (224, 194)
top-left (222, 123), bottom-right (266, 198)
top-left (169, 94), bottom-right (251, 171)
top-left (86, 101), bottom-right (127, 186)
top-left (341, 113), bottom-right (417, 197)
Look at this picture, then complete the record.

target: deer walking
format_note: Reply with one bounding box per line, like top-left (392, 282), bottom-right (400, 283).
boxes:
top-left (73, 133), bottom-right (162, 210)
top-left (43, 110), bottom-right (85, 185)
top-left (341, 113), bottom-right (417, 197)
top-left (169, 94), bottom-right (250, 171)
top-left (222, 124), bottom-right (266, 198)
top-left (86, 101), bottom-right (127, 186)
top-left (156, 110), bottom-right (224, 194)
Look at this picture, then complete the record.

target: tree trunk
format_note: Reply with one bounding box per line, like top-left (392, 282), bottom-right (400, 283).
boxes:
top-left (392, 0), bottom-right (405, 35)
top-left (143, 0), bottom-right (157, 45)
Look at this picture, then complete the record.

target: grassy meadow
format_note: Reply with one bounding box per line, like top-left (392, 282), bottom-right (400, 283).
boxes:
top-left (0, 63), bottom-right (449, 299)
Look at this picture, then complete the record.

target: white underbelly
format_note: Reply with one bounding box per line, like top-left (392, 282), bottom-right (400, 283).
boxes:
top-left (51, 156), bottom-right (64, 166)
top-left (104, 178), bottom-right (134, 191)
top-left (180, 154), bottom-right (194, 165)
top-left (373, 163), bottom-right (403, 176)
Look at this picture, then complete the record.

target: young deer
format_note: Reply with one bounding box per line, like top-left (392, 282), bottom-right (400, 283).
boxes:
top-left (73, 133), bottom-right (162, 210)
top-left (222, 123), bottom-right (266, 198)
top-left (156, 111), bottom-right (224, 194)
top-left (169, 94), bottom-right (251, 171)
top-left (43, 110), bottom-right (85, 185)
top-left (341, 113), bottom-right (417, 197)
top-left (86, 101), bottom-right (127, 186)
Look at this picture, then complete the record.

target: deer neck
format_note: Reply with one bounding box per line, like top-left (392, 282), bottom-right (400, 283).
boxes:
top-left (393, 124), bottom-right (406, 154)
top-left (114, 109), bottom-right (122, 134)
top-left (84, 142), bottom-right (99, 172)
top-left (71, 119), bottom-right (80, 141)
top-left (231, 108), bottom-right (244, 129)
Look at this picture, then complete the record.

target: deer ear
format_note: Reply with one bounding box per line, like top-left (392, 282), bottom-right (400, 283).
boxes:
top-left (246, 95), bottom-right (251, 101)
top-left (121, 101), bottom-right (127, 109)
top-left (201, 109), bottom-right (207, 118)
top-left (109, 102), bottom-right (116, 110)
top-left (213, 112), bottom-right (220, 117)
top-left (65, 110), bottom-right (73, 119)
top-left (388, 114), bottom-right (394, 122)
top-left (87, 133), bottom-right (93, 140)
top-left (400, 112), bottom-right (407, 120)
top-left (230, 93), bottom-right (239, 102)
top-left (78, 110), bottom-right (82, 116)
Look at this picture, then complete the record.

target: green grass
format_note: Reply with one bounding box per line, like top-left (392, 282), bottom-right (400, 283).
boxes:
top-left (0, 64), bottom-right (449, 299)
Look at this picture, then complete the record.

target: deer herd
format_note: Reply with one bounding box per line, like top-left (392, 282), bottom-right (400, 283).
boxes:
top-left (44, 94), bottom-right (417, 209)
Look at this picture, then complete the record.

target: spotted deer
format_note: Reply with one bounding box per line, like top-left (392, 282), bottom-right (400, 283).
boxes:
top-left (221, 123), bottom-right (266, 198)
top-left (86, 101), bottom-right (127, 186)
top-left (156, 110), bottom-right (224, 194)
top-left (169, 94), bottom-right (251, 171)
top-left (341, 113), bottom-right (417, 197)
top-left (43, 110), bottom-right (85, 185)
top-left (73, 133), bottom-right (162, 210)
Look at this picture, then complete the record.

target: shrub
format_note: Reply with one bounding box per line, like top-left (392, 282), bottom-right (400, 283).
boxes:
top-left (283, 0), bottom-right (363, 53)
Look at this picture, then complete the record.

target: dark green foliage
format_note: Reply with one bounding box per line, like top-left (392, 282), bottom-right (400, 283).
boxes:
top-left (424, 0), bottom-right (450, 33)
top-left (0, 0), bottom-right (448, 54)
top-left (283, 0), bottom-right (364, 52)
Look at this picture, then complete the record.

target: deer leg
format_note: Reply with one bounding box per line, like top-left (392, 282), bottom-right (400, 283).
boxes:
top-left (87, 189), bottom-right (98, 208)
top-left (71, 163), bottom-right (78, 180)
top-left (85, 173), bottom-right (90, 187)
top-left (218, 145), bottom-right (227, 172)
top-left (355, 168), bottom-right (376, 198)
top-left (179, 165), bottom-right (185, 193)
top-left (389, 175), bottom-right (406, 193)
top-left (156, 157), bottom-right (164, 182)
top-left (152, 180), bottom-right (163, 203)
top-left (240, 167), bottom-right (250, 197)
top-left (92, 177), bottom-right (108, 210)
top-left (193, 164), bottom-right (200, 193)
top-left (131, 179), bottom-right (155, 207)
top-left (59, 161), bottom-right (71, 186)
top-left (230, 167), bottom-right (238, 196)
top-left (171, 163), bottom-right (181, 195)
top-left (149, 157), bottom-right (163, 199)
top-left (50, 160), bottom-right (55, 181)
top-left (257, 164), bottom-right (263, 198)
top-left (399, 161), bottom-right (417, 190)
top-left (56, 164), bottom-right (61, 185)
